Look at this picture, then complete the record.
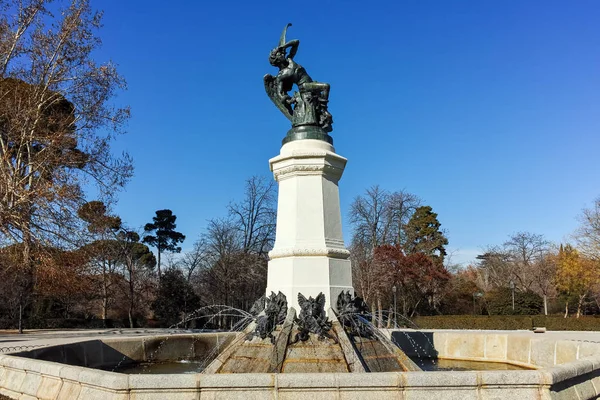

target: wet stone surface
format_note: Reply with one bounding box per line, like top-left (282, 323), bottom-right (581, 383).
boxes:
top-left (412, 357), bottom-right (532, 372)
top-left (109, 355), bottom-right (532, 375)
top-left (353, 337), bottom-right (407, 372)
top-left (282, 330), bottom-right (348, 373)
top-left (112, 360), bottom-right (208, 374)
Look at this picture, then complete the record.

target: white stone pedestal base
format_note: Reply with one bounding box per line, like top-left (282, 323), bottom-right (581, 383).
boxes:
top-left (266, 256), bottom-right (353, 314)
top-left (266, 139), bottom-right (353, 314)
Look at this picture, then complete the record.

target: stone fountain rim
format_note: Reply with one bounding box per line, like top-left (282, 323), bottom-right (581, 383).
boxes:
top-left (2, 330), bottom-right (600, 399)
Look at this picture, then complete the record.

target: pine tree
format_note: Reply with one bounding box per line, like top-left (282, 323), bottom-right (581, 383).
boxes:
top-left (142, 210), bottom-right (185, 280)
top-left (404, 206), bottom-right (448, 264)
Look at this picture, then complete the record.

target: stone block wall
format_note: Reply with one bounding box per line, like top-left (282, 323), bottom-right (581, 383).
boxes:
top-left (390, 330), bottom-right (600, 369)
top-left (1, 331), bottom-right (600, 399)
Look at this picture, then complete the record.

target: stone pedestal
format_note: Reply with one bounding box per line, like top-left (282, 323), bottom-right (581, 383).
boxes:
top-left (266, 139), bottom-right (353, 315)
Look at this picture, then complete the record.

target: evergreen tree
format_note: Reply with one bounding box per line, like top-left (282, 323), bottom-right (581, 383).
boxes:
top-left (152, 268), bottom-right (200, 327)
top-left (143, 210), bottom-right (185, 280)
top-left (404, 206), bottom-right (448, 264)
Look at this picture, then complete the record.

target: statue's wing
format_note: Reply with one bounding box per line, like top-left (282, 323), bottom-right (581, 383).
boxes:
top-left (277, 291), bottom-right (288, 308)
top-left (250, 295), bottom-right (266, 315)
top-left (335, 292), bottom-right (344, 313)
top-left (316, 292), bottom-right (326, 309)
top-left (264, 74), bottom-right (292, 121)
top-left (297, 293), bottom-right (307, 309)
top-left (336, 291), bottom-right (350, 314)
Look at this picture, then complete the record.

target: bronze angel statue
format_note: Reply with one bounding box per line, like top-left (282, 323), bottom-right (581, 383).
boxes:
top-left (264, 23), bottom-right (333, 134)
top-left (291, 292), bottom-right (337, 344)
top-left (248, 291), bottom-right (288, 343)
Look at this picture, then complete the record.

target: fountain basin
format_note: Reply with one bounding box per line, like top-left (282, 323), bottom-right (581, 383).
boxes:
top-left (0, 330), bottom-right (599, 399)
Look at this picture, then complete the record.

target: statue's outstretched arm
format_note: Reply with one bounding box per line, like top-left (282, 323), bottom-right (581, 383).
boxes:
top-left (281, 39), bottom-right (299, 59)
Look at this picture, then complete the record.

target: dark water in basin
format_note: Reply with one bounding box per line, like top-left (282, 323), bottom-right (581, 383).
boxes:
top-left (115, 360), bottom-right (207, 374)
top-left (114, 358), bottom-right (530, 374)
top-left (411, 358), bottom-right (531, 371)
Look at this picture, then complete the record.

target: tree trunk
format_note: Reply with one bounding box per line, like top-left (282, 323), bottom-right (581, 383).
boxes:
top-left (543, 294), bottom-right (548, 316)
top-left (577, 295), bottom-right (585, 319)
top-left (128, 277), bottom-right (134, 328)
top-left (18, 303), bottom-right (23, 334)
top-left (102, 262), bottom-right (108, 321)
top-left (157, 248), bottom-right (161, 281)
top-left (371, 302), bottom-right (376, 324)
top-left (19, 226), bottom-right (32, 335)
top-left (410, 299), bottom-right (421, 318)
top-left (102, 296), bottom-right (108, 321)
top-left (128, 304), bottom-right (134, 329)
top-left (377, 294), bottom-right (383, 328)
top-left (128, 261), bottom-right (135, 328)
top-left (564, 301), bottom-right (569, 318)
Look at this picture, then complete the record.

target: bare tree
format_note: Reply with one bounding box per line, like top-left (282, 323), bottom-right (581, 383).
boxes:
top-left (349, 186), bottom-right (391, 252)
top-left (348, 186), bottom-right (422, 321)
top-left (474, 247), bottom-right (513, 291)
top-left (174, 177), bottom-right (275, 324)
top-left (0, 0), bottom-right (131, 243)
top-left (387, 190), bottom-right (421, 247)
top-left (575, 197), bottom-right (600, 262)
top-left (474, 233), bottom-right (554, 315)
top-left (349, 186), bottom-right (392, 317)
top-left (350, 187), bottom-right (421, 252)
top-left (0, 243), bottom-right (35, 331)
top-left (530, 249), bottom-right (558, 315)
top-left (0, 0), bottom-right (131, 330)
top-left (197, 218), bottom-right (241, 306)
top-left (192, 218), bottom-right (266, 328)
top-left (349, 241), bottom-right (378, 304)
top-left (503, 232), bottom-right (550, 291)
top-left (176, 237), bottom-right (210, 282)
top-left (227, 175), bottom-right (276, 257)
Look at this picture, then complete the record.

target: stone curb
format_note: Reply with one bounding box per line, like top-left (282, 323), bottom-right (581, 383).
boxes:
top-left (1, 331), bottom-right (600, 399)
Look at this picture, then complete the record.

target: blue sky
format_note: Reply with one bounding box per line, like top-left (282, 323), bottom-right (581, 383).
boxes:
top-left (93, 0), bottom-right (599, 265)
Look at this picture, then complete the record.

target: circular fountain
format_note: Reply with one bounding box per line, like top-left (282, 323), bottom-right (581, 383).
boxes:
top-left (2, 23), bottom-right (600, 400)
top-left (3, 324), bottom-right (600, 399)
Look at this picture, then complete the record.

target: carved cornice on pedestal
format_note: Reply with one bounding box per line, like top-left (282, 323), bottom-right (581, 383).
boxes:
top-left (270, 149), bottom-right (348, 182)
top-left (272, 164), bottom-right (342, 181)
top-left (269, 246), bottom-right (350, 260)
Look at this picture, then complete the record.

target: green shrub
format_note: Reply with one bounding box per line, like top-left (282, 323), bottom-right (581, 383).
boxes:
top-left (0, 318), bottom-right (127, 330)
top-left (152, 268), bottom-right (200, 327)
top-left (412, 315), bottom-right (600, 331)
top-left (413, 315), bottom-right (533, 330)
top-left (484, 288), bottom-right (542, 315)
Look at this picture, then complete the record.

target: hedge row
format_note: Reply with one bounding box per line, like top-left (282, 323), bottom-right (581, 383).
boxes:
top-left (3, 315), bottom-right (599, 332)
top-left (0, 318), bottom-right (130, 330)
top-left (412, 315), bottom-right (600, 331)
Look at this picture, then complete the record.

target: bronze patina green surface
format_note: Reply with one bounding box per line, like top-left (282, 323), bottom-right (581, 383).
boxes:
top-left (283, 126), bottom-right (333, 145)
top-left (265, 24), bottom-right (334, 144)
